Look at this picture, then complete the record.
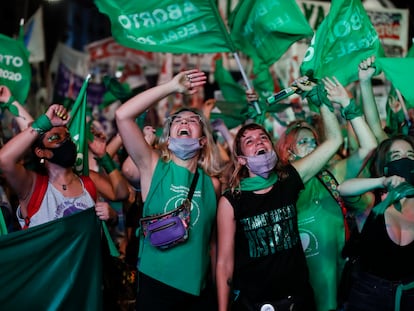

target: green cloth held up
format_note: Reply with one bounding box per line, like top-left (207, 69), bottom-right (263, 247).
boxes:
top-left (0, 209), bottom-right (103, 310)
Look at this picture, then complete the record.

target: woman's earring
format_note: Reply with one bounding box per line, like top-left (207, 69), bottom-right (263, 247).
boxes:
top-left (40, 158), bottom-right (45, 164)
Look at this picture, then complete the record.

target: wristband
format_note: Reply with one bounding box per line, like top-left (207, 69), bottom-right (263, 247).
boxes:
top-left (95, 152), bottom-right (117, 174)
top-left (31, 114), bottom-right (53, 135)
top-left (0, 95), bottom-right (19, 117)
top-left (302, 83), bottom-right (334, 112)
top-left (340, 99), bottom-right (363, 120)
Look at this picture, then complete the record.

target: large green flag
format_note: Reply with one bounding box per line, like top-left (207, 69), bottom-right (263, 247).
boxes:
top-left (300, 0), bottom-right (384, 86)
top-left (376, 58), bottom-right (414, 108)
top-left (0, 209), bottom-right (103, 310)
top-left (0, 34), bottom-right (31, 104)
top-left (94, 0), bottom-right (235, 53)
top-left (68, 75), bottom-right (90, 176)
top-left (228, 0), bottom-right (313, 74)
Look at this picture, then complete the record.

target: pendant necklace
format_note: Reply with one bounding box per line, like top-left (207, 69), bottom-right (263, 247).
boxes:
top-left (54, 175), bottom-right (75, 191)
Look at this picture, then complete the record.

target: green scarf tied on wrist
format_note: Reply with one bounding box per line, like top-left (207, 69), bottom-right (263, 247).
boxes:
top-left (0, 95), bottom-right (19, 117)
top-left (239, 172), bottom-right (278, 191)
top-left (301, 83), bottom-right (334, 113)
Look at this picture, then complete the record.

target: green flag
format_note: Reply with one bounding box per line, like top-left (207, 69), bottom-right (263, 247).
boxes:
top-left (212, 58), bottom-right (250, 127)
top-left (68, 75), bottom-right (90, 176)
top-left (0, 209), bottom-right (7, 236)
top-left (0, 34), bottom-right (31, 105)
top-left (228, 0), bottom-right (313, 74)
top-left (0, 209), bottom-right (102, 310)
top-left (406, 41), bottom-right (414, 58)
top-left (300, 0), bottom-right (384, 86)
top-left (214, 58), bottom-right (246, 103)
top-left (94, 0), bottom-right (235, 53)
top-left (376, 58), bottom-right (414, 106)
top-left (100, 75), bottom-right (133, 109)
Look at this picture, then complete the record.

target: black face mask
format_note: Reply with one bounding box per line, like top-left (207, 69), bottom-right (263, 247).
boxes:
top-left (47, 138), bottom-right (77, 168)
top-left (384, 158), bottom-right (414, 185)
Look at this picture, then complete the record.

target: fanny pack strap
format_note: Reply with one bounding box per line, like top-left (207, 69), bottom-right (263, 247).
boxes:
top-left (187, 169), bottom-right (199, 202)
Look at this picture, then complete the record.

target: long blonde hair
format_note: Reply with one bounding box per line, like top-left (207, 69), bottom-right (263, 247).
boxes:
top-left (157, 108), bottom-right (224, 177)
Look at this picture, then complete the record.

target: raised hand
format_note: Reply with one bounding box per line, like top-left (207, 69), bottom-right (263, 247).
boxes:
top-left (358, 56), bottom-right (376, 82)
top-left (174, 69), bottom-right (207, 95)
top-left (323, 77), bottom-right (351, 107)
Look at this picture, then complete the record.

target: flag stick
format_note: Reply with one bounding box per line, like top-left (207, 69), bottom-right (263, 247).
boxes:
top-left (233, 52), bottom-right (261, 115)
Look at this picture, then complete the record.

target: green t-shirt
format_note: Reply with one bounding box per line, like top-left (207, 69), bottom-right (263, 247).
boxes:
top-left (297, 176), bottom-right (346, 311)
top-left (139, 160), bottom-right (216, 295)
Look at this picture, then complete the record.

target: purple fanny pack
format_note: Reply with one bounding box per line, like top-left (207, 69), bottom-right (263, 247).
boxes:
top-left (147, 216), bottom-right (189, 248)
top-left (140, 201), bottom-right (191, 250)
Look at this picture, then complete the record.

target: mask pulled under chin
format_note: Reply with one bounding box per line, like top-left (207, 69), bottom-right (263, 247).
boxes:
top-left (168, 137), bottom-right (202, 160)
top-left (242, 150), bottom-right (278, 179)
top-left (384, 158), bottom-right (414, 185)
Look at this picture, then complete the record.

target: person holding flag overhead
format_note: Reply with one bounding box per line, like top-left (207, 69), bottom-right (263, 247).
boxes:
top-left (275, 77), bottom-right (377, 311)
top-left (0, 86), bottom-right (129, 229)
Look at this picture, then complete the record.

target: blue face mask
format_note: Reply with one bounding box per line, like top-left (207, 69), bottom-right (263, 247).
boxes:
top-left (241, 150), bottom-right (278, 179)
top-left (168, 137), bottom-right (202, 160)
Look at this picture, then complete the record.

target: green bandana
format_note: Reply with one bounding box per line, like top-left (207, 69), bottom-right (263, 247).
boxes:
top-left (0, 95), bottom-right (19, 117)
top-left (373, 182), bottom-right (414, 216)
top-left (239, 172), bottom-right (278, 191)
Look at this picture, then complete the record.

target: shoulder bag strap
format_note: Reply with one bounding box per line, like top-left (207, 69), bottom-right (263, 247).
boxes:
top-left (187, 169), bottom-right (199, 202)
top-left (316, 170), bottom-right (351, 240)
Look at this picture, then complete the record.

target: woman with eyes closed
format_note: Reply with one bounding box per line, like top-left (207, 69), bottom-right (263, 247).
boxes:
top-left (337, 135), bottom-right (414, 311)
top-left (0, 101), bottom-right (129, 229)
top-left (275, 78), bottom-right (377, 311)
top-left (216, 78), bottom-right (344, 311)
top-left (115, 69), bottom-right (223, 311)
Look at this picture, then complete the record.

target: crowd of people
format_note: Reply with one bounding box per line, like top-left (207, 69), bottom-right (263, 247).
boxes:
top-left (0, 55), bottom-right (413, 311)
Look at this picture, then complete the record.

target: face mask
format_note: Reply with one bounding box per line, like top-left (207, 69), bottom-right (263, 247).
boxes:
top-left (384, 158), bottom-right (414, 185)
top-left (241, 150), bottom-right (278, 179)
top-left (168, 137), bottom-right (202, 160)
top-left (47, 138), bottom-right (77, 168)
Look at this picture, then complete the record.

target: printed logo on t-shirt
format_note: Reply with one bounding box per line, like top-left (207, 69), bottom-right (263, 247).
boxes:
top-left (240, 204), bottom-right (299, 258)
top-left (298, 216), bottom-right (320, 258)
top-left (167, 184), bottom-right (201, 226)
top-left (56, 200), bottom-right (90, 219)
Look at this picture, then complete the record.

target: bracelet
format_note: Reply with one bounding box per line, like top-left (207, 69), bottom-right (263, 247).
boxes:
top-left (302, 83), bottom-right (334, 112)
top-left (95, 152), bottom-right (117, 174)
top-left (0, 95), bottom-right (19, 117)
top-left (341, 99), bottom-right (363, 120)
top-left (31, 114), bottom-right (53, 135)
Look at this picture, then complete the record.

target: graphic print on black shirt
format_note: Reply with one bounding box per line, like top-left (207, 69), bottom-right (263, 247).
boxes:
top-left (240, 203), bottom-right (299, 258)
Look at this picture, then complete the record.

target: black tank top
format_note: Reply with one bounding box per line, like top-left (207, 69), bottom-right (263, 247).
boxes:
top-left (358, 211), bottom-right (414, 281)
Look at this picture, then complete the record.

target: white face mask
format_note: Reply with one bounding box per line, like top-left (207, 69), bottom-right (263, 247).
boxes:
top-left (168, 137), bottom-right (202, 160)
top-left (241, 150), bottom-right (278, 178)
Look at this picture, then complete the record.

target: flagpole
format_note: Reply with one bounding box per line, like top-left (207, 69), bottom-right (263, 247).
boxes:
top-left (395, 89), bottom-right (411, 127)
top-left (233, 52), bottom-right (261, 115)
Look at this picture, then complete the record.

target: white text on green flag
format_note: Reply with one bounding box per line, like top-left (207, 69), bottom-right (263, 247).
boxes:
top-left (94, 0), bottom-right (235, 53)
top-left (300, 0), bottom-right (383, 85)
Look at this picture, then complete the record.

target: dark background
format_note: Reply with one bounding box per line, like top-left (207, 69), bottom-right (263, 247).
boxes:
top-left (0, 0), bottom-right (413, 65)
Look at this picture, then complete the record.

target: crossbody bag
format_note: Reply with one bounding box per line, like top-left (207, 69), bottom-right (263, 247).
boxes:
top-left (140, 169), bottom-right (199, 250)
